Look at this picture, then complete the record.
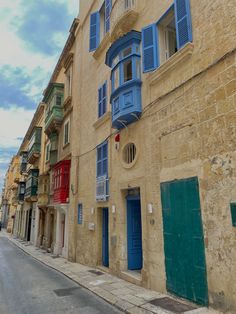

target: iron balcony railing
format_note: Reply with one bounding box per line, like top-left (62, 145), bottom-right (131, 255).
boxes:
top-left (110, 0), bottom-right (137, 32)
top-left (96, 175), bottom-right (109, 201)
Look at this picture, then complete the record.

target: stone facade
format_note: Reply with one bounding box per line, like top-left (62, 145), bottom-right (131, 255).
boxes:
top-left (67, 0), bottom-right (236, 312)
top-left (2, 0), bottom-right (236, 312)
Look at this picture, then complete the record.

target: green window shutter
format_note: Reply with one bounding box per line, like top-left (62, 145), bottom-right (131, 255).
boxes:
top-left (230, 203), bottom-right (236, 227)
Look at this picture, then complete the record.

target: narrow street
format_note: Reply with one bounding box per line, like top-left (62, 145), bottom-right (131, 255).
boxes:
top-left (0, 237), bottom-right (122, 314)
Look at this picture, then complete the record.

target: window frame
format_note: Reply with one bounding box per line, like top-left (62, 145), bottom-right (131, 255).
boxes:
top-left (89, 0), bottom-right (112, 51)
top-left (142, 0), bottom-right (192, 73)
top-left (65, 66), bottom-right (72, 97)
top-left (96, 141), bottom-right (108, 178)
top-left (111, 43), bottom-right (141, 93)
top-left (98, 81), bottom-right (107, 118)
top-left (45, 142), bottom-right (51, 162)
top-left (157, 4), bottom-right (177, 65)
top-left (63, 119), bottom-right (70, 146)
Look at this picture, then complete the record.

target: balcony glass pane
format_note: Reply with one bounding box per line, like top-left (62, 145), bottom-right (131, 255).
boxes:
top-left (136, 58), bottom-right (141, 79)
top-left (113, 67), bottom-right (120, 90)
top-left (122, 46), bottom-right (132, 58)
top-left (123, 59), bottom-right (132, 82)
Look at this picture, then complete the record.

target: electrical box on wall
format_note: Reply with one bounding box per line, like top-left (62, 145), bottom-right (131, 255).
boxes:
top-left (88, 222), bottom-right (95, 231)
top-left (230, 203), bottom-right (236, 227)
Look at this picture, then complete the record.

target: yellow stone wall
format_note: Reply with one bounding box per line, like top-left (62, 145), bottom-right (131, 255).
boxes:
top-left (5, 155), bottom-right (20, 233)
top-left (67, 0), bottom-right (236, 311)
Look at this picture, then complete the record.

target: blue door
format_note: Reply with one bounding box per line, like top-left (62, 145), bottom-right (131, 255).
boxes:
top-left (102, 207), bottom-right (109, 267)
top-left (127, 198), bottom-right (143, 270)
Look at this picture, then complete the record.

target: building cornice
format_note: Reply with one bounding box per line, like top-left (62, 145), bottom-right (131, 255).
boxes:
top-left (43, 18), bottom-right (79, 97)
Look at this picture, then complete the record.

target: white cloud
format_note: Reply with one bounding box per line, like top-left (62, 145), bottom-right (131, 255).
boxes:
top-left (0, 0), bottom-right (79, 192)
top-left (0, 107), bottom-right (34, 149)
top-left (60, 0), bottom-right (79, 15)
top-left (0, 0), bottom-right (78, 73)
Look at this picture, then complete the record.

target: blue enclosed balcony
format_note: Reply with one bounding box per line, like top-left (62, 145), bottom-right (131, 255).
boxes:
top-left (105, 31), bottom-right (142, 130)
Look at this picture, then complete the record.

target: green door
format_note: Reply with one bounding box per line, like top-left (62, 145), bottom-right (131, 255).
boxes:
top-left (161, 177), bottom-right (208, 306)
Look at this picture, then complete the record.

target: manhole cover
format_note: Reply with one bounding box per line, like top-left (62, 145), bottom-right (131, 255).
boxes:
top-left (51, 255), bottom-right (60, 259)
top-left (88, 270), bottom-right (104, 276)
top-left (54, 287), bottom-right (80, 297)
top-left (149, 297), bottom-right (196, 313)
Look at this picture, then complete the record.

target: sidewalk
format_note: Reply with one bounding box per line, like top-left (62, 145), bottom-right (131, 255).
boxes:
top-left (1, 231), bottom-right (222, 314)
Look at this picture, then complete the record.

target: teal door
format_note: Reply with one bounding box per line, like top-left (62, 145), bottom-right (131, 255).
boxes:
top-left (161, 177), bottom-right (208, 306)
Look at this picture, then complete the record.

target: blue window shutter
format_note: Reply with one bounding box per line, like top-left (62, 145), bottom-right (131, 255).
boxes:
top-left (97, 142), bottom-right (108, 177)
top-left (142, 24), bottom-right (158, 72)
top-left (98, 82), bottom-right (107, 118)
top-left (102, 82), bottom-right (107, 116)
top-left (90, 11), bottom-right (100, 51)
top-left (102, 142), bottom-right (108, 176)
top-left (98, 86), bottom-right (102, 118)
top-left (97, 146), bottom-right (102, 176)
top-left (174, 0), bottom-right (192, 49)
top-left (105, 0), bottom-right (112, 33)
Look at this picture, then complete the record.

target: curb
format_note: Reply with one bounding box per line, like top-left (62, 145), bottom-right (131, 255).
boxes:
top-left (5, 235), bottom-right (143, 314)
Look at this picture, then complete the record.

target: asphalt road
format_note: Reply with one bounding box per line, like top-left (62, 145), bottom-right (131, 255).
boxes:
top-left (0, 236), bottom-right (122, 314)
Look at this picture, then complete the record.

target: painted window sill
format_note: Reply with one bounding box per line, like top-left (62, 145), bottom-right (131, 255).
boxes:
top-left (93, 111), bottom-right (111, 129)
top-left (147, 42), bottom-right (194, 86)
top-left (93, 33), bottom-right (110, 60)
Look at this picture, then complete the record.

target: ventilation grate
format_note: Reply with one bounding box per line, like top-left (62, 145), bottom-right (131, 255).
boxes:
top-left (149, 297), bottom-right (196, 313)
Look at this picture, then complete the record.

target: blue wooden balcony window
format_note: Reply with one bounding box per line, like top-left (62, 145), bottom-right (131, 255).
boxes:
top-left (105, 31), bottom-right (142, 129)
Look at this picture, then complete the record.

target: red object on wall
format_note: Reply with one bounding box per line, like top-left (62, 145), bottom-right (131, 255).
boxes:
top-left (53, 160), bottom-right (71, 203)
top-left (115, 133), bottom-right (120, 142)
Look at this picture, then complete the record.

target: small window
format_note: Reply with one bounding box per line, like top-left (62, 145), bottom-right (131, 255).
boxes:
top-left (56, 95), bottom-right (62, 106)
top-left (45, 143), bottom-right (50, 162)
top-left (123, 143), bottom-right (136, 164)
top-left (20, 183), bottom-right (25, 194)
top-left (136, 58), bottom-right (141, 79)
top-left (98, 82), bottom-right (107, 118)
top-left (113, 66), bottom-right (120, 90)
top-left (112, 55), bottom-right (119, 68)
top-left (66, 67), bottom-right (72, 97)
top-left (158, 8), bottom-right (177, 64)
top-left (123, 59), bottom-right (133, 82)
top-left (124, 0), bottom-right (134, 10)
top-left (64, 120), bottom-right (70, 146)
top-left (122, 46), bottom-right (132, 58)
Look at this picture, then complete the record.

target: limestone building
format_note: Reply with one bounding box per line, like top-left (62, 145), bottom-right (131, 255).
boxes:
top-left (2, 0), bottom-right (236, 312)
top-left (67, 0), bottom-right (236, 312)
top-left (0, 156), bottom-right (20, 233)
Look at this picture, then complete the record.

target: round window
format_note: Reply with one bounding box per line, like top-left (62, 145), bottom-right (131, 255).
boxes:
top-left (123, 143), bottom-right (137, 164)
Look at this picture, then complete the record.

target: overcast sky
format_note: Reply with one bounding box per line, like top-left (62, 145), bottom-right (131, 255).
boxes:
top-left (0, 0), bottom-right (79, 193)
